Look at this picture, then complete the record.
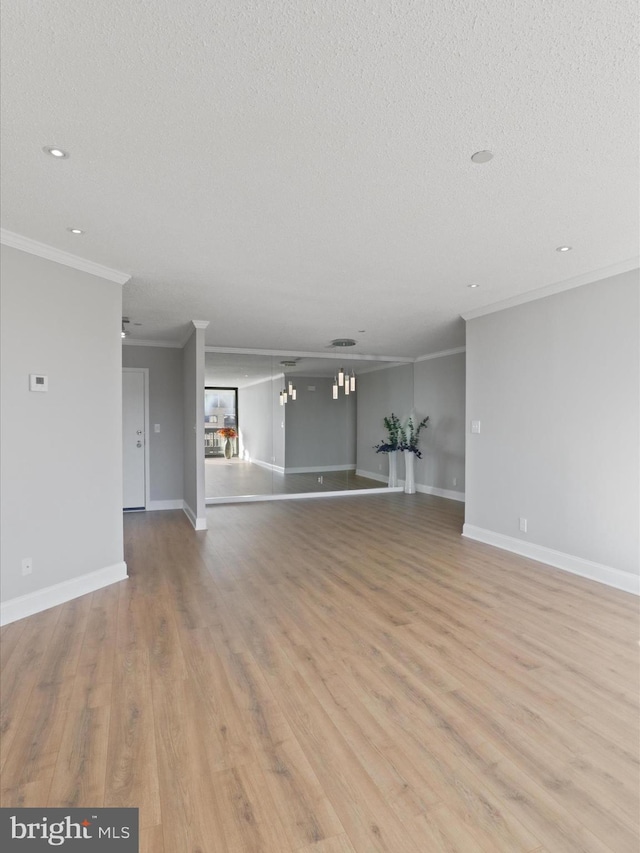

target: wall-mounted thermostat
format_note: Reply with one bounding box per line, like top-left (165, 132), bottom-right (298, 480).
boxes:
top-left (29, 374), bottom-right (48, 392)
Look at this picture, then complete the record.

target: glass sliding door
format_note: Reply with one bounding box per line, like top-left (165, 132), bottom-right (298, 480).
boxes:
top-left (204, 387), bottom-right (238, 457)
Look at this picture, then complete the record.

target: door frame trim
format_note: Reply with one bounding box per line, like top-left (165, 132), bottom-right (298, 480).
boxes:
top-left (123, 367), bottom-right (150, 510)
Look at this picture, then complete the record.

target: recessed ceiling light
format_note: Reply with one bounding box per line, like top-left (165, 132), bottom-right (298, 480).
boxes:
top-left (330, 338), bottom-right (357, 348)
top-left (471, 150), bottom-right (493, 164)
top-left (468, 283), bottom-right (480, 288)
top-left (67, 227), bottom-right (84, 235)
top-left (556, 246), bottom-right (572, 252)
top-left (43, 146), bottom-right (69, 159)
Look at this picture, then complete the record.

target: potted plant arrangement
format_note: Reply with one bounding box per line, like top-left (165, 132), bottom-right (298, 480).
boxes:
top-left (218, 427), bottom-right (237, 459)
top-left (375, 413), bottom-right (429, 492)
top-left (374, 413), bottom-right (403, 487)
top-left (400, 415), bottom-right (429, 494)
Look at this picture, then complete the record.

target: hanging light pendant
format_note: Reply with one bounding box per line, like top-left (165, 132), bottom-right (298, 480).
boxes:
top-left (288, 379), bottom-right (293, 395)
top-left (291, 386), bottom-right (297, 400)
top-left (331, 368), bottom-right (356, 399)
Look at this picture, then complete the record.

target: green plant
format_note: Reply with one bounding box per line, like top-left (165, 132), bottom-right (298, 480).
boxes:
top-left (373, 412), bottom-right (403, 453)
top-left (400, 415), bottom-right (429, 457)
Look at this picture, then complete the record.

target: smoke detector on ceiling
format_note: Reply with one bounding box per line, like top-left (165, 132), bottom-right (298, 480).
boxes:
top-left (329, 338), bottom-right (357, 348)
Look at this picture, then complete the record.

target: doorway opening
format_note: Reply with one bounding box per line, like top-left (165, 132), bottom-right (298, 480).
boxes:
top-left (204, 387), bottom-right (238, 458)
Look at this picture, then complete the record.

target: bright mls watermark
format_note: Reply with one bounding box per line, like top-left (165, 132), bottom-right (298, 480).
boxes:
top-left (0, 808), bottom-right (138, 850)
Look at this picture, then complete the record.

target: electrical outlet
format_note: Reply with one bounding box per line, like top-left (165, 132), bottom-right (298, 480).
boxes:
top-left (154, 424), bottom-right (160, 433)
top-left (21, 557), bottom-right (32, 576)
top-left (519, 517), bottom-right (528, 533)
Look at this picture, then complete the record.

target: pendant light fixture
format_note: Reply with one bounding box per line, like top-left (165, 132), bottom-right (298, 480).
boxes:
top-left (280, 379), bottom-right (297, 404)
top-left (331, 368), bottom-right (356, 399)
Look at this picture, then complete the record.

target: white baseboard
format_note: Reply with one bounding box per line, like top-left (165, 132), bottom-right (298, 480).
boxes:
top-left (414, 483), bottom-right (465, 502)
top-left (284, 464), bottom-right (356, 474)
top-left (206, 486), bottom-right (403, 505)
top-left (462, 524), bottom-right (639, 595)
top-left (183, 501), bottom-right (207, 531)
top-left (147, 499), bottom-right (184, 511)
top-left (355, 468), bottom-right (389, 484)
top-left (355, 470), bottom-right (466, 502)
top-left (251, 458), bottom-right (286, 474)
top-left (0, 561), bottom-right (128, 626)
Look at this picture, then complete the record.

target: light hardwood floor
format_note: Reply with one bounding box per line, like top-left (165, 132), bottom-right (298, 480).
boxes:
top-left (1, 493), bottom-right (638, 852)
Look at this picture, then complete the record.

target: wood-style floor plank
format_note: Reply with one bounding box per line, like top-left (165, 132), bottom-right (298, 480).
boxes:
top-left (1, 492), bottom-right (638, 852)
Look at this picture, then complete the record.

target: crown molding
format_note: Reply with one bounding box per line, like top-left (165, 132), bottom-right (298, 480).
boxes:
top-left (122, 338), bottom-right (183, 348)
top-left (0, 228), bottom-right (131, 285)
top-left (204, 345), bottom-right (413, 363)
top-left (357, 361), bottom-right (414, 375)
top-left (461, 257), bottom-right (640, 321)
top-left (414, 346), bottom-right (466, 362)
top-left (179, 320), bottom-right (210, 347)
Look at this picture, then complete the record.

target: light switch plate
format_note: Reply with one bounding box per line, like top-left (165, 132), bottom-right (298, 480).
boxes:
top-left (29, 374), bottom-right (48, 392)
top-left (471, 420), bottom-right (481, 434)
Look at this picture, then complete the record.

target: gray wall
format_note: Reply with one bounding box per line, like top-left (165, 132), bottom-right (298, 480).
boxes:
top-left (465, 270), bottom-right (639, 576)
top-left (356, 363), bottom-right (414, 480)
top-left (413, 352), bottom-right (466, 495)
top-left (284, 376), bottom-right (356, 471)
top-left (238, 377), bottom-right (276, 468)
top-left (122, 345), bottom-right (183, 502)
top-left (1, 246), bottom-right (124, 602)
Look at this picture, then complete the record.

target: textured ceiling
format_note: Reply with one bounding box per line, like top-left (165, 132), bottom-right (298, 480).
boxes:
top-left (1, 1), bottom-right (638, 357)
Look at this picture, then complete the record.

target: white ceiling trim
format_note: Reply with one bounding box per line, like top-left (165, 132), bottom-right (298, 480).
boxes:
top-left (357, 361), bottom-right (413, 376)
top-left (180, 319), bottom-right (210, 347)
top-left (122, 338), bottom-right (183, 349)
top-left (461, 257), bottom-right (639, 321)
top-left (0, 228), bottom-right (131, 285)
top-left (223, 373), bottom-right (285, 390)
top-left (415, 346), bottom-right (466, 362)
top-left (204, 345), bottom-right (413, 363)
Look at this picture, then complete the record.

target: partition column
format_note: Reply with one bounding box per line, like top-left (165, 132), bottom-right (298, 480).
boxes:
top-left (182, 320), bottom-right (209, 530)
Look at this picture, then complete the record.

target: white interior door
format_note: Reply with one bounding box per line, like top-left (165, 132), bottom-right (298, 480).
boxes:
top-left (123, 370), bottom-right (146, 509)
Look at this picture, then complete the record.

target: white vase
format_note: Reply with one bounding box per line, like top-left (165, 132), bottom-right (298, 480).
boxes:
top-left (404, 451), bottom-right (416, 494)
top-left (388, 450), bottom-right (398, 488)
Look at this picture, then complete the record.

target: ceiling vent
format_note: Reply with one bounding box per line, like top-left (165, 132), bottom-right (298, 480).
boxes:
top-left (280, 360), bottom-right (298, 368)
top-left (329, 338), bottom-right (357, 348)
